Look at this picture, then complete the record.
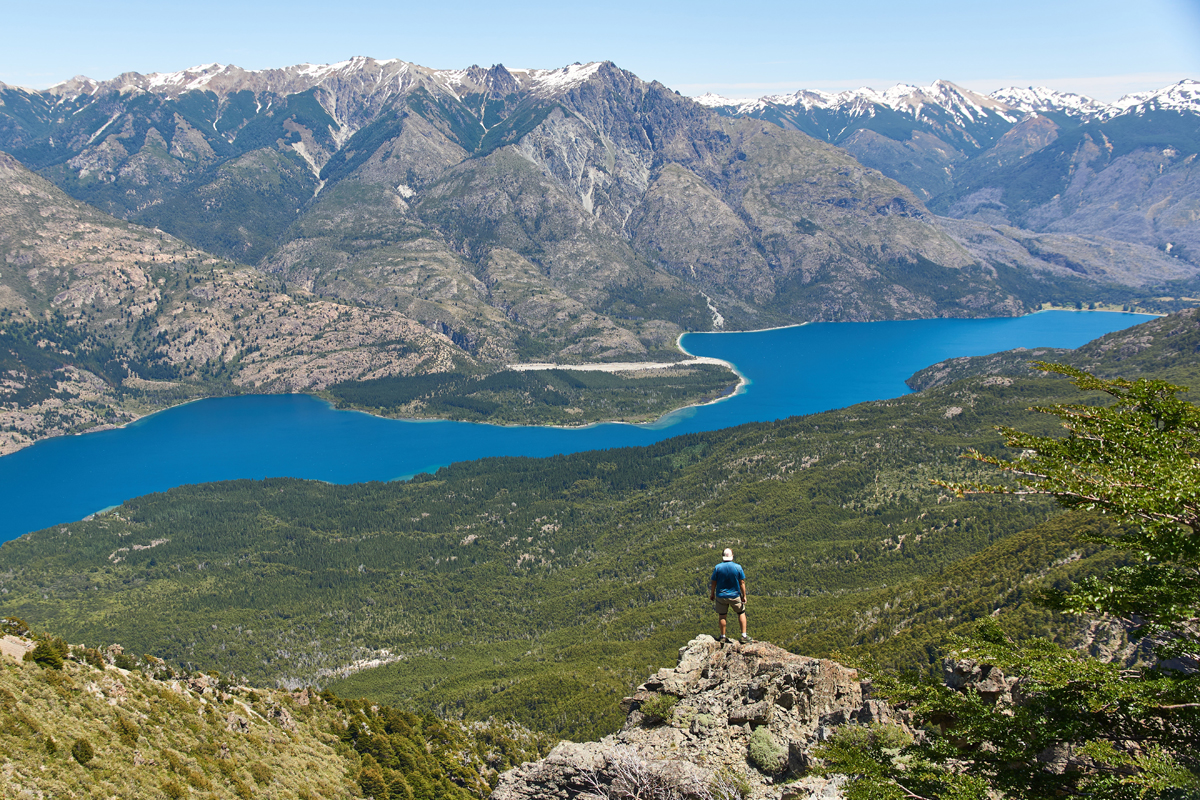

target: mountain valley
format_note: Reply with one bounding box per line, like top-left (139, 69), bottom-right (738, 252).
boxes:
top-left (3, 310), bottom-right (1196, 741)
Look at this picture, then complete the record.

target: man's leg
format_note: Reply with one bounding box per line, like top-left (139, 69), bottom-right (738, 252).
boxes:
top-left (718, 614), bottom-right (727, 637)
top-left (737, 611), bottom-right (747, 637)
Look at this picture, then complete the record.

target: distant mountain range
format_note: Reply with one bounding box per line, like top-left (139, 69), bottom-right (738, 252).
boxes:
top-left (1, 59), bottom-right (1199, 450)
top-left (701, 79), bottom-right (1200, 264)
top-left (696, 79), bottom-right (1200, 123)
top-left (3, 60), bottom-right (1196, 333)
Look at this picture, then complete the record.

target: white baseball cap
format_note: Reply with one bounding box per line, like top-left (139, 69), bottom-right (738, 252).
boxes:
top-left (722, 548), bottom-right (734, 561)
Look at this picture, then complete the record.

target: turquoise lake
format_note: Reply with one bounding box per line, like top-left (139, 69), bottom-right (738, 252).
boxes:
top-left (0, 311), bottom-right (1153, 543)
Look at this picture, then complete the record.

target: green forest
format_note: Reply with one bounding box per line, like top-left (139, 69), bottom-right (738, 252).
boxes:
top-left (1, 311), bottom-right (1197, 744)
top-left (324, 363), bottom-right (738, 425)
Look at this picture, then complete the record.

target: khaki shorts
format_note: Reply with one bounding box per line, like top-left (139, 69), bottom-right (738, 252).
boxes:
top-left (714, 596), bottom-right (745, 615)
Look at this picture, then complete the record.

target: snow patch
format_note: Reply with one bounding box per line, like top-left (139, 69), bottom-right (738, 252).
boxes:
top-left (511, 62), bottom-right (603, 94)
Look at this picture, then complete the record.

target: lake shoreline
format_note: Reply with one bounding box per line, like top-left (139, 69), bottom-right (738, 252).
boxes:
top-left (0, 311), bottom-right (1160, 542)
top-left (0, 310), bottom-right (1159, 458)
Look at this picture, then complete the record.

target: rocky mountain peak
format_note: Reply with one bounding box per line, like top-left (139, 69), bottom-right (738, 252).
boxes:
top-left (1109, 78), bottom-right (1200, 117)
top-left (491, 636), bottom-right (890, 799)
top-left (987, 85), bottom-right (1106, 117)
top-left (510, 61), bottom-right (606, 96)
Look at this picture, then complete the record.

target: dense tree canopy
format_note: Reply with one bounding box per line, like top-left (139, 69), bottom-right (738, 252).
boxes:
top-left (824, 365), bottom-right (1200, 799)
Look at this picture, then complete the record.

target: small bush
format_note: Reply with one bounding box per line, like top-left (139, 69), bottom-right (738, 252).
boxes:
top-left (249, 762), bottom-right (272, 785)
top-left (0, 617), bottom-right (30, 637)
top-left (162, 780), bottom-right (185, 799)
top-left (638, 693), bottom-right (678, 725)
top-left (233, 779), bottom-right (255, 800)
top-left (114, 715), bottom-right (139, 747)
top-left (71, 738), bottom-right (94, 765)
top-left (186, 768), bottom-right (212, 790)
top-left (113, 651), bottom-right (138, 671)
top-left (165, 750), bottom-right (185, 773)
top-left (710, 767), bottom-right (751, 800)
top-left (747, 727), bottom-right (787, 774)
top-left (44, 736), bottom-right (57, 756)
top-left (42, 668), bottom-right (72, 689)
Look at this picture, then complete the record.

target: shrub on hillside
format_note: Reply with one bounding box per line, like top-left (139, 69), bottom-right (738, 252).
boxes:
top-left (0, 617), bottom-right (30, 637)
top-left (71, 737), bottom-right (94, 765)
top-left (250, 762), bottom-right (272, 785)
top-left (747, 726), bottom-right (787, 774)
top-left (112, 651), bottom-right (138, 671)
top-left (27, 638), bottom-right (66, 670)
top-left (80, 647), bottom-right (106, 670)
top-left (638, 693), bottom-right (677, 726)
top-left (114, 715), bottom-right (139, 747)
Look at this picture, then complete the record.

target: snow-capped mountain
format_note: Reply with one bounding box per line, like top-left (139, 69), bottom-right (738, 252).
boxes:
top-left (986, 86), bottom-right (1107, 117)
top-left (1, 56), bottom-right (1197, 331)
top-left (2, 55), bottom-right (1032, 330)
top-left (697, 79), bottom-right (1200, 125)
top-left (39, 57), bottom-right (604, 104)
top-left (1108, 79), bottom-right (1200, 116)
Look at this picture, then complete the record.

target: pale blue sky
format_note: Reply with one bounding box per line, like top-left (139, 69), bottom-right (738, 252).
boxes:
top-left (2, 0), bottom-right (1197, 101)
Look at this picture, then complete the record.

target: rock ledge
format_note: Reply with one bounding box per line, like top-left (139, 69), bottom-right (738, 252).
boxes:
top-left (492, 636), bottom-right (891, 799)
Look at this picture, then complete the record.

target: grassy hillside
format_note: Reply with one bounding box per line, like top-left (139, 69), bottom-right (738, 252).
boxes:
top-left (0, 631), bottom-right (546, 799)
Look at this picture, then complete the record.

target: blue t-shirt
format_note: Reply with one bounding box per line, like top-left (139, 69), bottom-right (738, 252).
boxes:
top-left (710, 561), bottom-right (745, 599)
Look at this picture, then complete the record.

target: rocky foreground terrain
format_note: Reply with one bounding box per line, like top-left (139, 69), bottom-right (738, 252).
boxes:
top-left (492, 636), bottom-right (891, 800)
top-left (1, 627), bottom-right (900, 799)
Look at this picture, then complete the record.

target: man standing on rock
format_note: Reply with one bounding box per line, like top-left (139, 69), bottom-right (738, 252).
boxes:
top-left (710, 548), bottom-right (751, 644)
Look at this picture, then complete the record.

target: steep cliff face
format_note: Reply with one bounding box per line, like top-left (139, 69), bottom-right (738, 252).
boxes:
top-left (492, 636), bottom-right (889, 800)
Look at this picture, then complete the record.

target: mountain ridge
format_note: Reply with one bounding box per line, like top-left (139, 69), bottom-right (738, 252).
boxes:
top-left (695, 78), bottom-right (1199, 123)
top-left (0, 57), bottom-right (1070, 334)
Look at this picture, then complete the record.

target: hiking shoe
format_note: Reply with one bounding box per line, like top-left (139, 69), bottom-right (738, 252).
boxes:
top-left (740, 634), bottom-right (754, 644)
top-left (719, 635), bottom-right (730, 644)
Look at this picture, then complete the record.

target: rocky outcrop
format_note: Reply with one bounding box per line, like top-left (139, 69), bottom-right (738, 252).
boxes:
top-left (492, 636), bottom-right (889, 800)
